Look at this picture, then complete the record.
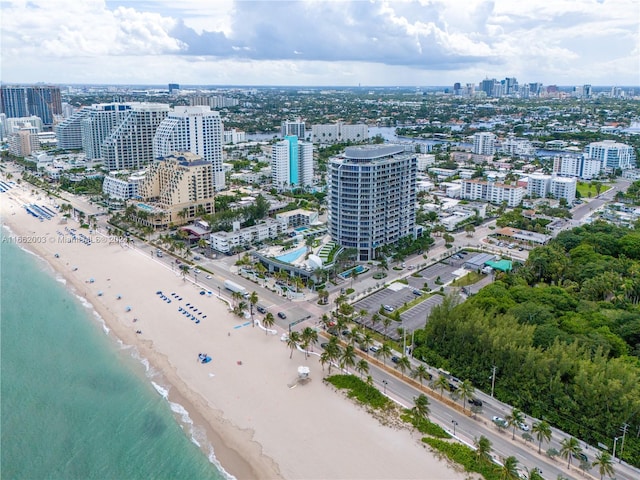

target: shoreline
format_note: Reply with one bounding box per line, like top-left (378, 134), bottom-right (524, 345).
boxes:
top-left (1, 177), bottom-right (464, 480)
top-left (0, 187), bottom-right (276, 479)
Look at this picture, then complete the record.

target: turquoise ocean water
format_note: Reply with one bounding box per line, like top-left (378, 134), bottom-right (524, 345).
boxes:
top-left (1, 235), bottom-right (227, 480)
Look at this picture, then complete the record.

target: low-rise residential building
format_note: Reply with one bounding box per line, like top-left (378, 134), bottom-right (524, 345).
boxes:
top-left (102, 172), bottom-right (146, 200)
top-left (525, 174), bottom-right (577, 204)
top-left (460, 179), bottom-right (524, 207)
top-left (209, 218), bottom-right (284, 253)
top-left (275, 208), bottom-right (319, 229)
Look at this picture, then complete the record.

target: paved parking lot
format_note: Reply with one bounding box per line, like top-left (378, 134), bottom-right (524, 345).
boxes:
top-left (400, 294), bottom-right (444, 332)
top-left (405, 262), bottom-right (460, 291)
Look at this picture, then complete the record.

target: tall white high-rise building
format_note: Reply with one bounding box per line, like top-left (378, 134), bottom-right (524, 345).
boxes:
top-left (271, 135), bottom-right (313, 191)
top-left (550, 177), bottom-right (577, 204)
top-left (281, 119), bottom-right (306, 139)
top-left (553, 155), bottom-right (602, 180)
top-left (328, 145), bottom-right (416, 261)
top-left (153, 106), bottom-right (225, 190)
top-left (102, 103), bottom-right (169, 171)
top-left (81, 103), bottom-right (132, 160)
top-left (472, 132), bottom-right (496, 155)
top-left (585, 140), bottom-right (636, 170)
top-left (55, 108), bottom-right (89, 150)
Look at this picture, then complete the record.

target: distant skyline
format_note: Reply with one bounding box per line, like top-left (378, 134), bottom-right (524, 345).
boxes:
top-left (1, 0), bottom-right (639, 87)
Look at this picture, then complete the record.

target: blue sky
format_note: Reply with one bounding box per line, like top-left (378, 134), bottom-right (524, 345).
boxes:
top-left (1, 0), bottom-right (639, 86)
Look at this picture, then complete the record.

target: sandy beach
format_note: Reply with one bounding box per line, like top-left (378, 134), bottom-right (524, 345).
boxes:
top-left (1, 178), bottom-right (465, 479)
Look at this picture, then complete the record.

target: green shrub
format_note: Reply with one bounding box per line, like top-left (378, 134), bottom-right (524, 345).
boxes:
top-left (422, 437), bottom-right (502, 480)
top-left (400, 412), bottom-right (451, 438)
top-left (326, 375), bottom-right (390, 409)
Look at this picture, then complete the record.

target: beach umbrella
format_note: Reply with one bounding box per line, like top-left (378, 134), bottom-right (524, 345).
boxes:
top-left (117, 294), bottom-right (122, 300)
top-left (97, 291), bottom-right (103, 296)
top-left (89, 278), bottom-right (95, 283)
top-left (125, 306), bottom-right (131, 312)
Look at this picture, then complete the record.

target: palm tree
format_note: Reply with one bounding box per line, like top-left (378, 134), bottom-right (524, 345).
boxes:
top-left (340, 344), bottom-right (357, 373)
top-left (411, 365), bottom-right (431, 386)
top-left (524, 467), bottom-right (544, 480)
top-left (458, 380), bottom-right (475, 411)
top-left (532, 420), bottom-right (552, 454)
top-left (355, 359), bottom-right (369, 379)
top-left (324, 338), bottom-right (342, 374)
top-left (286, 331), bottom-right (301, 359)
top-left (500, 456), bottom-right (519, 480)
top-left (592, 451), bottom-right (614, 480)
top-left (370, 313), bottom-right (381, 331)
top-left (263, 312), bottom-right (275, 334)
top-left (382, 316), bottom-right (392, 339)
top-left (433, 375), bottom-right (450, 399)
top-left (319, 350), bottom-right (331, 372)
top-left (300, 327), bottom-right (318, 358)
top-left (506, 407), bottom-right (525, 440)
top-left (375, 342), bottom-right (392, 366)
top-left (360, 331), bottom-right (373, 356)
top-left (396, 356), bottom-right (411, 378)
top-left (474, 435), bottom-right (492, 463)
top-left (560, 437), bottom-right (582, 469)
top-left (248, 291), bottom-right (259, 327)
top-left (411, 394), bottom-right (430, 421)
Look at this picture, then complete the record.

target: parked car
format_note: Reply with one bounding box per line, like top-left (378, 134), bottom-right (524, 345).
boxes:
top-left (460, 251), bottom-right (468, 255)
top-left (468, 398), bottom-right (483, 407)
top-left (320, 342), bottom-right (329, 349)
top-left (391, 356), bottom-right (400, 364)
top-left (194, 269), bottom-right (201, 274)
top-left (383, 304), bottom-right (394, 312)
top-left (256, 305), bottom-right (267, 314)
top-left (519, 422), bottom-right (530, 432)
top-left (412, 289), bottom-right (422, 296)
top-left (277, 312), bottom-right (287, 319)
top-left (369, 345), bottom-right (380, 354)
top-left (206, 275), bottom-right (213, 279)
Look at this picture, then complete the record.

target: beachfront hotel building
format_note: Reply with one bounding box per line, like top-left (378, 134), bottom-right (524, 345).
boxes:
top-left (137, 152), bottom-right (215, 227)
top-left (585, 140), bottom-right (636, 170)
top-left (81, 103), bottom-right (133, 160)
top-left (460, 179), bottom-right (524, 207)
top-left (55, 108), bottom-right (90, 150)
top-left (327, 145), bottom-right (417, 261)
top-left (311, 122), bottom-right (368, 144)
top-left (102, 172), bottom-right (146, 200)
top-left (271, 135), bottom-right (313, 191)
top-left (102, 103), bottom-right (169, 171)
top-left (153, 106), bottom-right (226, 191)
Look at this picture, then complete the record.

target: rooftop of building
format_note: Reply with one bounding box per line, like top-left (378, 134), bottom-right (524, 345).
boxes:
top-left (343, 144), bottom-right (407, 160)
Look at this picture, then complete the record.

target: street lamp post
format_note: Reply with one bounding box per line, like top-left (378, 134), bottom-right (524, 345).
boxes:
top-left (613, 436), bottom-right (620, 461)
top-left (452, 420), bottom-right (458, 436)
top-left (218, 286), bottom-right (221, 298)
top-left (490, 365), bottom-right (497, 397)
top-left (382, 380), bottom-right (388, 394)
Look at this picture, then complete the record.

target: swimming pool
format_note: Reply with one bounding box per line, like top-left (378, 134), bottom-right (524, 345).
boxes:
top-left (276, 247), bottom-right (307, 264)
top-left (137, 202), bottom-right (155, 212)
top-left (339, 265), bottom-right (368, 279)
top-left (294, 226), bottom-right (308, 232)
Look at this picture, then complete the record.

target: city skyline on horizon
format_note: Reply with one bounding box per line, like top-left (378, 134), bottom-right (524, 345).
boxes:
top-left (1, 0), bottom-right (639, 87)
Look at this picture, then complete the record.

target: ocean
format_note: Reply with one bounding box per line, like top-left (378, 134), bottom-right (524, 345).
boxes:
top-left (0, 236), bottom-right (227, 480)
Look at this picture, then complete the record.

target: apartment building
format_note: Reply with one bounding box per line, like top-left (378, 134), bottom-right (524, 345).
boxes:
top-left (271, 135), bottom-right (313, 191)
top-left (210, 219), bottom-right (283, 254)
top-left (553, 154), bottom-right (602, 180)
top-left (461, 179), bottom-right (524, 207)
top-left (311, 122), bottom-right (368, 144)
top-left (585, 140), bottom-right (636, 170)
top-left (328, 145), bottom-right (416, 261)
top-left (472, 132), bottom-right (496, 156)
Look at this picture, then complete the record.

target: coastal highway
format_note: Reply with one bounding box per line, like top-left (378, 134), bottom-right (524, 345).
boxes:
top-left (363, 358), bottom-right (638, 480)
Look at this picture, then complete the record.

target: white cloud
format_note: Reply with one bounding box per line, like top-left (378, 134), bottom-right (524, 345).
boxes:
top-left (1, 0), bottom-right (638, 85)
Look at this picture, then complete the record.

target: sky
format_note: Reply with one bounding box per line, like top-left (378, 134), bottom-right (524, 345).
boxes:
top-left (1, 0), bottom-right (639, 87)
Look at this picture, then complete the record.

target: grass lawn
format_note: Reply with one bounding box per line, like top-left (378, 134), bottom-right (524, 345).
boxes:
top-left (450, 271), bottom-right (484, 287)
top-left (576, 181), bottom-right (611, 199)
